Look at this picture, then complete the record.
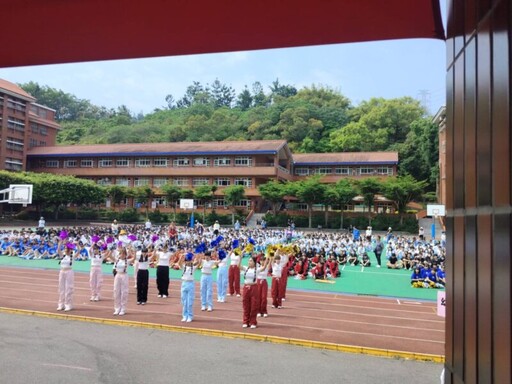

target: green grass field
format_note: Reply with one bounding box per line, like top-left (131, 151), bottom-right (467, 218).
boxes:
top-left (0, 251), bottom-right (440, 301)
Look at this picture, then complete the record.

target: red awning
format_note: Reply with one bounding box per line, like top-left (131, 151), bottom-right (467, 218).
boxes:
top-left (1, 0), bottom-right (444, 68)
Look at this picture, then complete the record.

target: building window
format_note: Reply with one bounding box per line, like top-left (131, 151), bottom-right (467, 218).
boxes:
top-left (97, 178), bottom-right (113, 186)
top-left (359, 167), bottom-right (374, 175)
top-left (81, 159), bottom-right (94, 168)
top-left (335, 167), bottom-right (350, 175)
top-left (31, 123), bottom-right (39, 133)
top-left (29, 138), bottom-right (38, 148)
top-left (214, 157), bottom-right (231, 167)
top-left (214, 199), bottom-right (226, 207)
top-left (314, 167), bottom-right (333, 175)
top-left (376, 167), bottom-right (393, 175)
top-left (116, 158), bottom-right (130, 167)
top-left (135, 158), bottom-right (151, 167)
top-left (64, 160), bottom-right (78, 168)
top-left (154, 197), bottom-right (167, 206)
top-left (173, 177), bottom-right (189, 186)
top-left (134, 177), bottom-right (150, 186)
top-left (39, 141), bottom-right (46, 147)
top-left (39, 127), bottom-right (48, 136)
top-left (116, 178), bottom-right (130, 186)
top-left (7, 118), bottom-right (25, 132)
top-left (153, 178), bottom-right (168, 187)
top-left (297, 203), bottom-right (308, 211)
top-left (46, 160), bottom-right (59, 168)
top-left (193, 157), bottom-right (210, 167)
top-left (173, 157), bottom-right (190, 167)
top-left (98, 159), bottom-right (112, 167)
top-left (237, 199), bottom-right (251, 207)
top-left (154, 158), bottom-right (168, 167)
top-left (214, 178), bottom-right (231, 186)
top-left (235, 156), bottom-right (252, 166)
top-left (6, 137), bottom-right (24, 152)
top-left (234, 178), bottom-right (252, 187)
top-left (295, 168), bottom-right (309, 176)
top-left (193, 178), bottom-right (210, 186)
top-left (5, 158), bottom-right (23, 171)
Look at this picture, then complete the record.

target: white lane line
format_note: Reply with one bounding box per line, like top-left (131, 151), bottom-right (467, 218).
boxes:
top-left (397, 299), bottom-right (401, 305)
top-left (40, 363), bottom-right (93, 371)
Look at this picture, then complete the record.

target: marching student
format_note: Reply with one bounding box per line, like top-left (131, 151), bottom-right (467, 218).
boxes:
top-left (179, 252), bottom-right (202, 323)
top-left (89, 243), bottom-right (109, 301)
top-left (228, 248), bottom-right (242, 297)
top-left (200, 251), bottom-right (219, 311)
top-left (57, 240), bottom-right (76, 311)
top-left (155, 242), bottom-right (172, 298)
top-left (110, 246), bottom-right (135, 316)
top-left (136, 247), bottom-right (153, 305)
top-left (256, 256), bottom-right (270, 318)
top-left (240, 256), bottom-right (267, 328)
top-left (270, 254), bottom-right (283, 309)
top-left (216, 249), bottom-right (229, 303)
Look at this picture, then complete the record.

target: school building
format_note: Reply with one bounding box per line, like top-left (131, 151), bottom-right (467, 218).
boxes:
top-left (25, 141), bottom-right (398, 213)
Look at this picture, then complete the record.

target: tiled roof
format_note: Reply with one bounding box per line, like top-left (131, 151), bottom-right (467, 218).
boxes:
top-left (27, 140), bottom-right (288, 157)
top-left (293, 152), bottom-right (398, 165)
top-left (0, 78), bottom-right (35, 101)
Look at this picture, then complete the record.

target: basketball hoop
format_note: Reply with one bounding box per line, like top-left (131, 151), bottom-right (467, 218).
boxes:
top-left (0, 184), bottom-right (33, 205)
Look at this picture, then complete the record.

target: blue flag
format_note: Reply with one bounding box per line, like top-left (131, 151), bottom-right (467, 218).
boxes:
top-left (190, 212), bottom-right (195, 228)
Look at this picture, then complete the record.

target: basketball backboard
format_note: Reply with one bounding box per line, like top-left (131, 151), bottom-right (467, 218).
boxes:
top-left (0, 184), bottom-right (33, 205)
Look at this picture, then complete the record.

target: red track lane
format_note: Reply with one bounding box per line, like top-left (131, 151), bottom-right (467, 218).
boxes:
top-left (0, 267), bottom-right (445, 355)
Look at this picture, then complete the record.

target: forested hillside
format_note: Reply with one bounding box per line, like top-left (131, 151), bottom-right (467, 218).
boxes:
top-left (20, 80), bottom-right (439, 190)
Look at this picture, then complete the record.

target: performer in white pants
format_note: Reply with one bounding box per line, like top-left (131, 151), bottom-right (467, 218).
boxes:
top-left (89, 244), bottom-right (109, 301)
top-left (111, 247), bottom-right (134, 316)
top-left (216, 249), bottom-right (228, 303)
top-left (57, 241), bottom-right (76, 312)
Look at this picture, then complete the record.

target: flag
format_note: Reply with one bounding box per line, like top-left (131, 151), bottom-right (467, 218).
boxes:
top-left (190, 212), bottom-right (195, 228)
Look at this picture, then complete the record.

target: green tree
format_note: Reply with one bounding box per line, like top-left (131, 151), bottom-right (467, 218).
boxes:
top-left (326, 179), bottom-right (358, 229)
top-left (382, 175), bottom-right (427, 224)
top-left (258, 180), bottom-right (288, 215)
top-left (194, 184), bottom-right (218, 222)
top-left (294, 176), bottom-right (326, 228)
top-left (131, 185), bottom-right (153, 216)
top-left (105, 185), bottom-right (129, 210)
top-left (223, 185), bottom-right (246, 225)
top-left (356, 177), bottom-right (383, 225)
top-left (161, 184), bottom-right (183, 221)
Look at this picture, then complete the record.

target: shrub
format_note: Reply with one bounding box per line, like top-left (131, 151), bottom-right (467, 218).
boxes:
top-left (148, 209), bottom-right (167, 223)
top-left (118, 208), bottom-right (140, 222)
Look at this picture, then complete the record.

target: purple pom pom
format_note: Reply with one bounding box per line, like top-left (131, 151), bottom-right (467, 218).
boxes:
top-left (91, 235), bottom-right (100, 243)
top-left (65, 242), bottom-right (76, 250)
top-left (106, 237), bottom-right (114, 244)
top-left (59, 230), bottom-right (68, 240)
top-left (151, 235), bottom-right (159, 243)
top-left (128, 234), bottom-right (137, 241)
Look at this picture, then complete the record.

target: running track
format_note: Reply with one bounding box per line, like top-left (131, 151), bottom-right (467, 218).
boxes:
top-left (0, 266), bottom-right (444, 360)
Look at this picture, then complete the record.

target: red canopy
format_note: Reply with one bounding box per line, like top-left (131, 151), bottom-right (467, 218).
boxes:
top-left (1, 0), bottom-right (444, 68)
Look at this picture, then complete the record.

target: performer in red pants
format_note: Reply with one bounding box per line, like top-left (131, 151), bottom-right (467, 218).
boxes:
top-left (228, 249), bottom-right (241, 296)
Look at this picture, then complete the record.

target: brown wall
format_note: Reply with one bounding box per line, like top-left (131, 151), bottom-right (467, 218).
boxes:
top-left (445, 0), bottom-right (511, 383)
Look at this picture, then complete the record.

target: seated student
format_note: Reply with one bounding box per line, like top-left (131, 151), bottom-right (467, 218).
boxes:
top-left (311, 261), bottom-right (326, 280)
top-left (386, 252), bottom-right (402, 269)
top-left (338, 251), bottom-right (348, 267)
top-left (425, 267), bottom-right (444, 288)
top-left (436, 265), bottom-right (446, 287)
top-left (21, 240), bottom-right (38, 260)
top-left (410, 267), bottom-right (425, 288)
top-left (76, 242), bottom-right (89, 261)
top-left (292, 258), bottom-right (308, 280)
top-left (347, 250), bottom-right (359, 266)
top-left (0, 237), bottom-right (11, 255)
top-left (326, 255), bottom-right (340, 277)
top-left (310, 253), bottom-right (321, 267)
top-left (360, 252), bottom-right (371, 269)
top-left (402, 252), bottom-right (413, 270)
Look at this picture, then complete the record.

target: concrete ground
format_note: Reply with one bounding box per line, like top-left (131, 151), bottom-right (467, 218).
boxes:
top-left (0, 313), bottom-right (443, 384)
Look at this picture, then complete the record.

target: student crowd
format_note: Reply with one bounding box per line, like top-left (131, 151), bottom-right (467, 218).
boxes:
top-left (0, 220), bottom-right (446, 325)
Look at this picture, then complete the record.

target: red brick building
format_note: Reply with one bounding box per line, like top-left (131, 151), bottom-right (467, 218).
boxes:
top-left (0, 79), bottom-right (60, 171)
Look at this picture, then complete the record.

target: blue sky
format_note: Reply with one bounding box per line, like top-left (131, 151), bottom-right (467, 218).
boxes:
top-left (0, 3), bottom-right (447, 116)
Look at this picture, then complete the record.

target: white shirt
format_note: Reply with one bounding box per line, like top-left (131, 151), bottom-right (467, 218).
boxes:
top-left (60, 255), bottom-right (72, 269)
top-left (230, 253), bottom-right (240, 266)
top-left (115, 259), bottom-right (128, 273)
top-left (257, 265), bottom-right (269, 280)
top-left (157, 251), bottom-right (171, 266)
top-left (272, 262), bottom-right (282, 278)
top-left (181, 265), bottom-right (197, 281)
top-left (241, 266), bottom-right (257, 284)
top-left (201, 260), bottom-right (215, 274)
top-left (38, 219), bottom-right (45, 228)
top-left (90, 252), bottom-right (103, 267)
